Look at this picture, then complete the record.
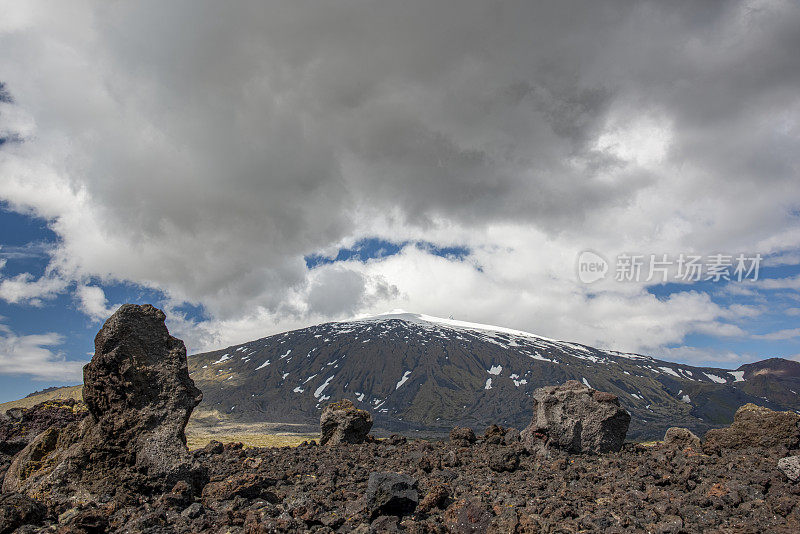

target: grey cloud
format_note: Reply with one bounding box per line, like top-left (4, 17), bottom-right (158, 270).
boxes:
top-left (1, 0), bottom-right (798, 321)
top-left (306, 268), bottom-right (367, 317)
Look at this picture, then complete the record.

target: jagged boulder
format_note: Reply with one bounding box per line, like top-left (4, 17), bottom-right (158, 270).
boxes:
top-left (484, 424), bottom-right (506, 445)
top-left (520, 381), bottom-right (630, 454)
top-left (319, 399), bottom-right (372, 445)
top-left (82, 303), bottom-right (202, 480)
top-left (504, 428), bottom-right (521, 445)
top-left (0, 399), bottom-right (86, 448)
top-left (703, 403), bottom-right (800, 454)
top-left (0, 492), bottom-right (46, 533)
top-left (0, 399), bottom-right (87, 484)
top-left (2, 304), bottom-right (203, 500)
top-left (449, 427), bottom-right (477, 447)
top-left (663, 427), bottom-right (701, 451)
top-left (778, 456), bottom-right (800, 483)
top-left (365, 472), bottom-right (418, 518)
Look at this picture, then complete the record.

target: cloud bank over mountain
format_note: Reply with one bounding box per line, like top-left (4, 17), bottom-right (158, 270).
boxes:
top-left (1, 0), bottom-right (799, 375)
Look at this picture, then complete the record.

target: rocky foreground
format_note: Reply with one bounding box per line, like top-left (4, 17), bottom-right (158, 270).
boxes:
top-left (1, 305), bottom-right (799, 533)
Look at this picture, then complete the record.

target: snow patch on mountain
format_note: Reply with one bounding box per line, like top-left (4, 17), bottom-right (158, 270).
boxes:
top-left (728, 371), bottom-right (745, 382)
top-left (704, 373), bottom-right (727, 384)
top-left (314, 375), bottom-right (334, 398)
top-left (395, 371), bottom-right (412, 389)
top-left (658, 366), bottom-right (681, 378)
top-left (213, 353), bottom-right (231, 364)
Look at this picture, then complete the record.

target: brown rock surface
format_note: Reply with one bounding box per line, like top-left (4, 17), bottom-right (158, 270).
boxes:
top-left (449, 427), bottom-right (477, 447)
top-left (0, 399), bottom-right (87, 484)
top-left (319, 399), bottom-right (373, 445)
top-left (3, 401), bottom-right (799, 532)
top-left (663, 427), bottom-right (701, 451)
top-left (703, 403), bottom-right (800, 454)
top-left (520, 380), bottom-right (631, 454)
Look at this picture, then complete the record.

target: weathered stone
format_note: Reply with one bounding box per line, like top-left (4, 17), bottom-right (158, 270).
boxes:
top-left (418, 483), bottom-right (450, 513)
top-left (488, 447), bottom-right (521, 472)
top-left (58, 506), bottom-right (109, 533)
top-left (778, 456), bottom-right (800, 483)
top-left (0, 398), bottom-right (86, 447)
top-left (385, 434), bottom-right (407, 446)
top-left (484, 424), bottom-right (506, 445)
top-left (201, 473), bottom-right (277, 505)
top-left (201, 440), bottom-right (224, 455)
top-left (82, 303), bottom-right (203, 480)
top-left (520, 381), bottom-right (630, 454)
top-left (703, 404), bottom-right (800, 454)
top-left (450, 427), bottom-right (477, 447)
top-left (369, 515), bottom-right (400, 532)
top-left (181, 502), bottom-right (204, 519)
top-left (365, 472), bottom-right (418, 518)
top-left (442, 449), bottom-right (460, 467)
top-left (663, 427), bottom-right (701, 450)
top-left (503, 428), bottom-right (521, 445)
top-left (444, 498), bottom-right (492, 534)
top-left (0, 493), bottom-right (45, 534)
top-left (2, 304), bottom-right (204, 500)
top-left (320, 399), bottom-right (373, 445)
top-left (488, 508), bottom-right (520, 534)
top-left (0, 399), bottom-right (87, 485)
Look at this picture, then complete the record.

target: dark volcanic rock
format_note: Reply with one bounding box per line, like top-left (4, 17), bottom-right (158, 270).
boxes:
top-left (201, 473), bottom-right (277, 505)
top-left (663, 427), bottom-right (701, 451)
top-left (778, 456), bottom-right (800, 482)
top-left (483, 424), bottom-right (506, 445)
top-left (703, 403), bottom-right (800, 454)
top-left (8, 406), bottom-right (800, 532)
top-left (365, 472), bottom-right (418, 518)
top-left (0, 399), bottom-right (86, 447)
top-left (488, 447), bottom-right (521, 472)
top-left (450, 426), bottom-right (477, 447)
top-left (0, 399), bottom-right (87, 483)
top-left (520, 381), bottom-right (631, 454)
top-left (503, 427), bottom-right (521, 445)
top-left (0, 493), bottom-right (45, 533)
top-left (83, 303), bottom-right (203, 480)
top-left (444, 498), bottom-right (492, 533)
top-left (417, 483), bottom-right (451, 513)
top-left (2, 304), bottom-right (204, 500)
top-left (319, 399), bottom-right (373, 445)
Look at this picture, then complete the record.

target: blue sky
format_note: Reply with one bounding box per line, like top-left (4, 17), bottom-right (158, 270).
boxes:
top-left (0, 205), bottom-right (175, 400)
top-left (1, 2), bottom-right (799, 403)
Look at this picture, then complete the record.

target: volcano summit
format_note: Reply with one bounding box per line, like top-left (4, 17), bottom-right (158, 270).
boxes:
top-left (189, 311), bottom-right (800, 440)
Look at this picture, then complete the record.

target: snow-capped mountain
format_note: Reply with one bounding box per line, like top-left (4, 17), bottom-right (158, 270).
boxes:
top-left (188, 311), bottom-right (800, 439)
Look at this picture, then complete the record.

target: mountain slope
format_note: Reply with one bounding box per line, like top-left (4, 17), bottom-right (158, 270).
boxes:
top-left (188, 311), bottom-right (800, 440)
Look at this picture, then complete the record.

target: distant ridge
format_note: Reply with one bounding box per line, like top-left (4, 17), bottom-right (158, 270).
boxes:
top-left (189, 311), bottom-right (800, 440)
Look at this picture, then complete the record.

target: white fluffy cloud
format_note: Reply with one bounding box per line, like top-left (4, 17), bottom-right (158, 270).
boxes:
top-left (0, 273), bottom-right (66, 306)
top-left (0, 1), bottom-right (799, 364)
top-left (74, 284), bottom-right (117, 322)
top-left (0, 324), bottom-right (85, 380)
